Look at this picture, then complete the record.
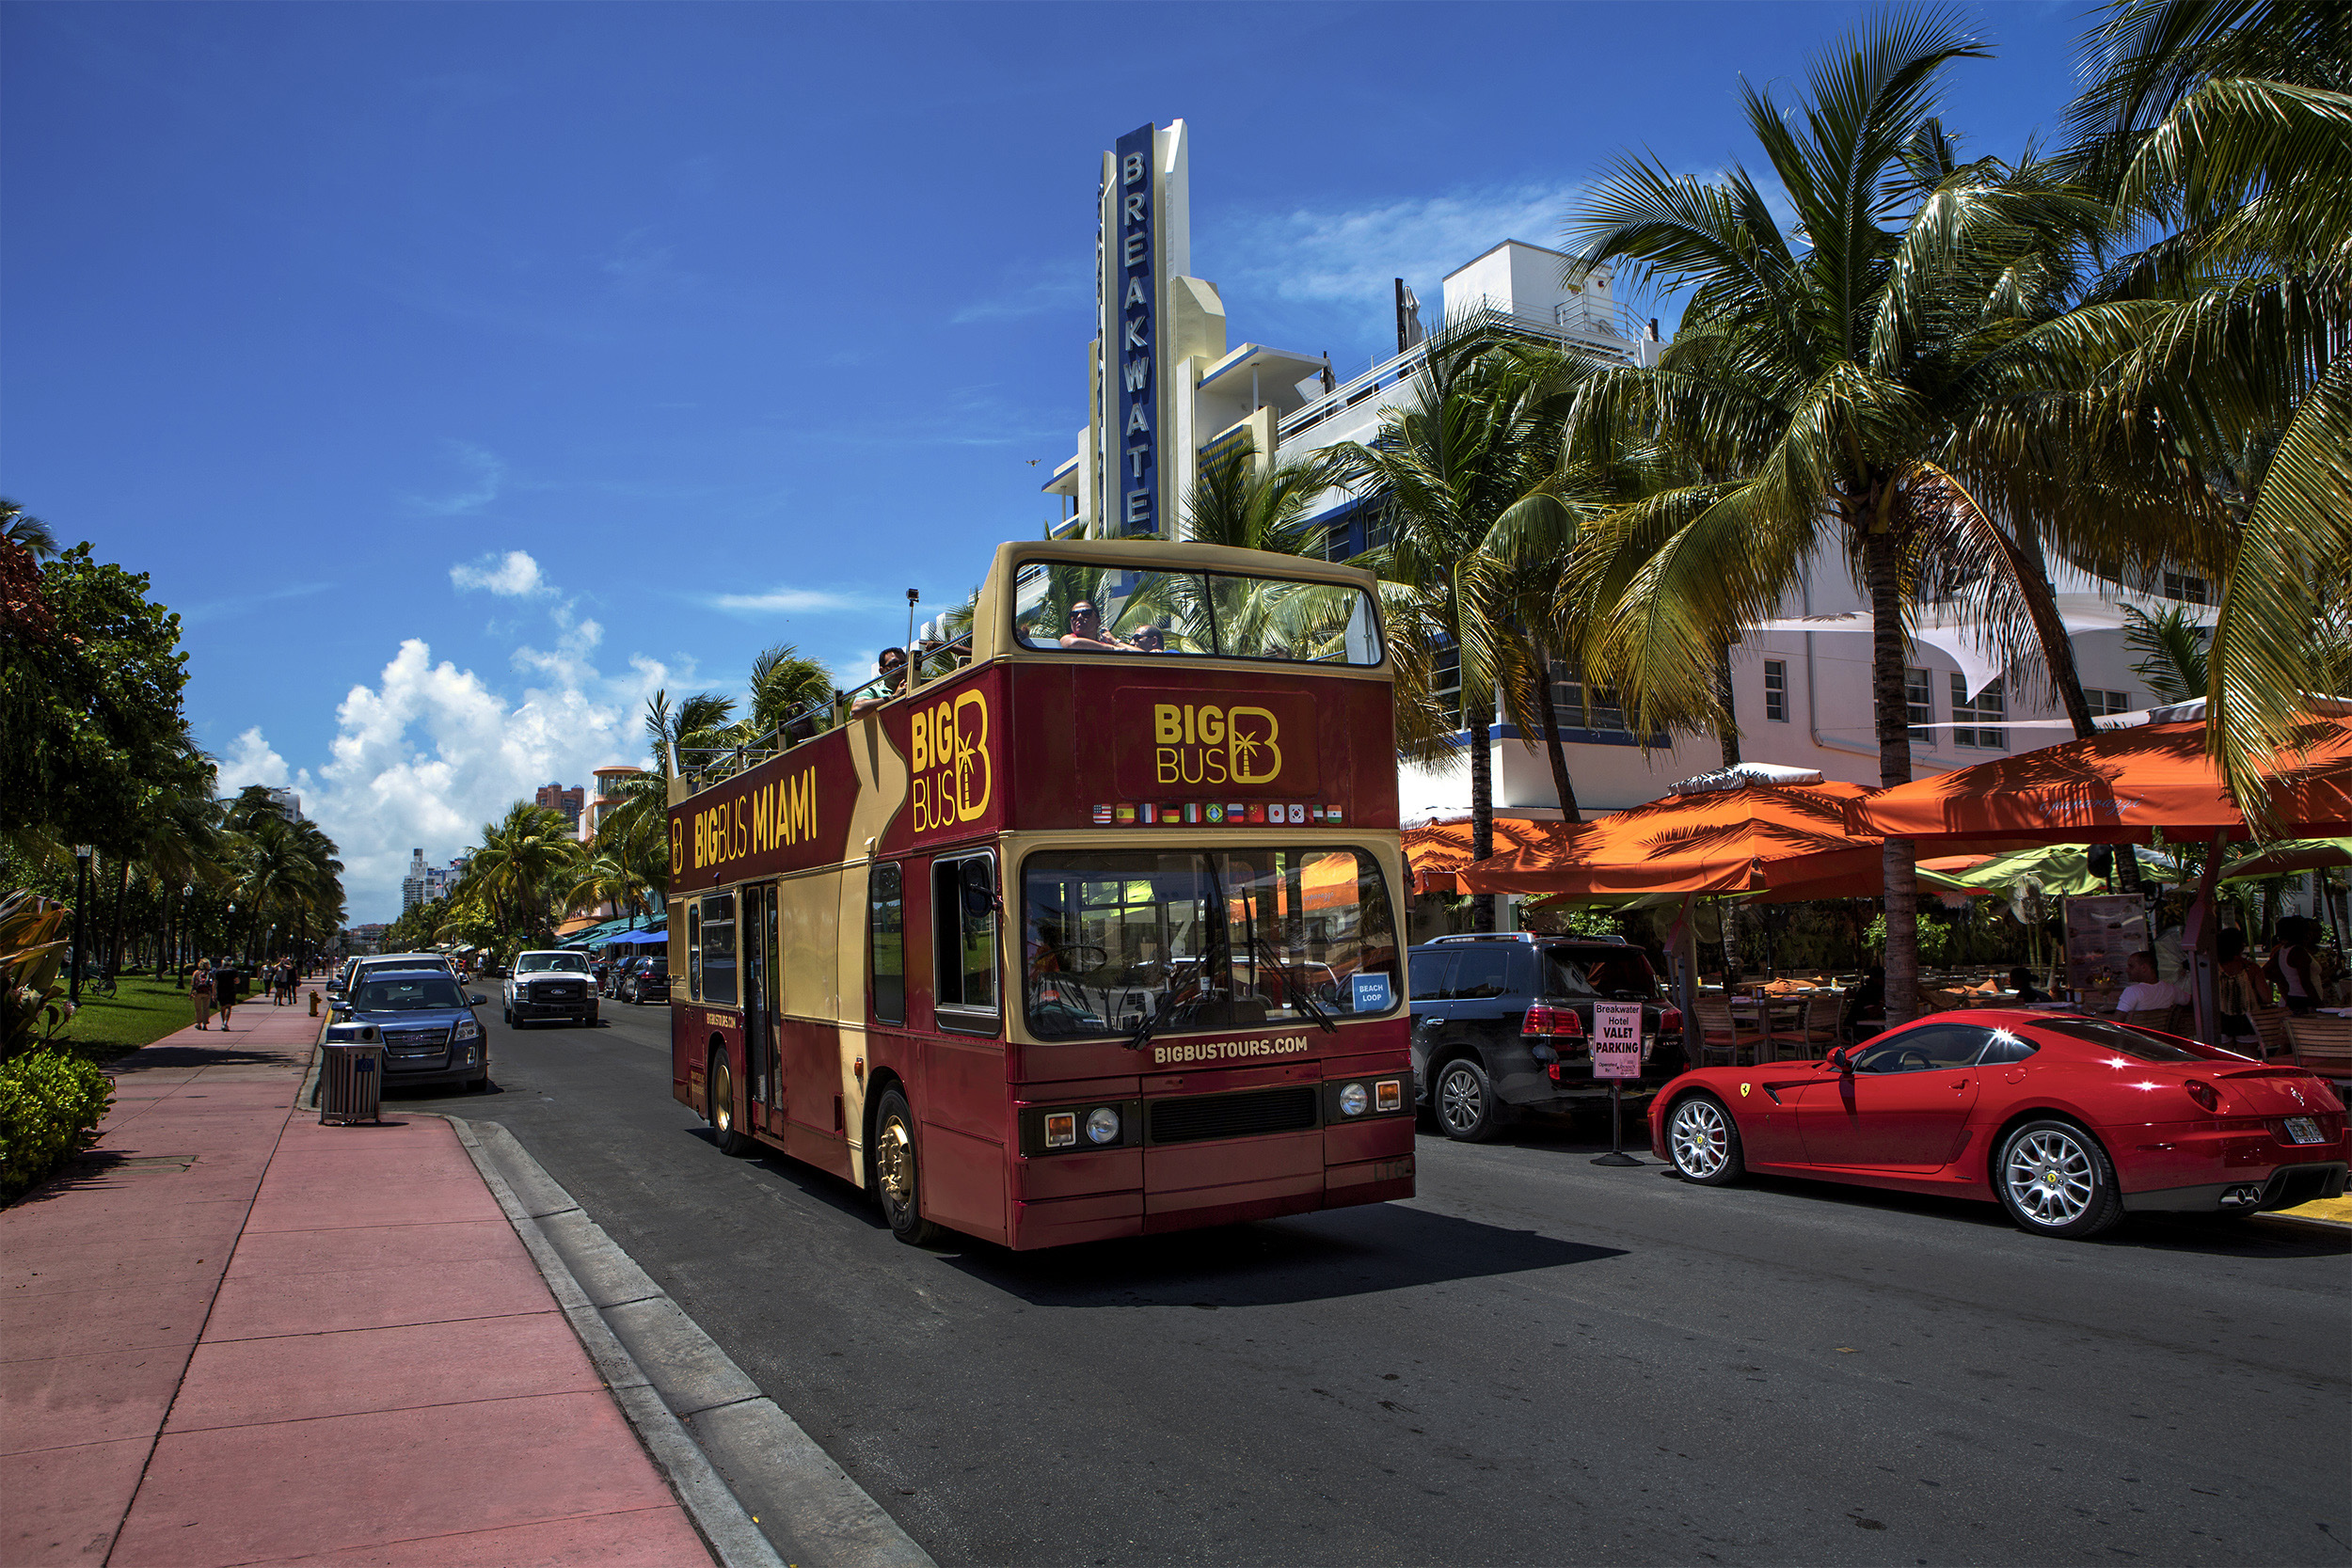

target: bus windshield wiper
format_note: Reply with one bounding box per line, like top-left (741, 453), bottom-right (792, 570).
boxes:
top-left (1127, 1006), bottom-right (1158, 1053)
top-left (1250, 932), bottom-right (1335, 1033)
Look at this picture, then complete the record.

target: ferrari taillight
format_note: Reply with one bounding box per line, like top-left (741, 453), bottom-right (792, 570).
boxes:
top-left (2184, 1079), bottom-right (2221, 1114)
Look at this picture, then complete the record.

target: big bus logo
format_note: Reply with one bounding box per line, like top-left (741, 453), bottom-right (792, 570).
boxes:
top-left (1153, 703), bottom-right (1283, 786)
top-left (911, 689), bottom-right (993, 832)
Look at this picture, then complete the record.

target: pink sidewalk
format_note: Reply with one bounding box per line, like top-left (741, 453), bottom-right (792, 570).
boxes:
top-left (2, 985), bottom-right (711, 1566)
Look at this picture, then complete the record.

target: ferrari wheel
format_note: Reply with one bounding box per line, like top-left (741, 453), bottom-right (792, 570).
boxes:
top-left (872, 1087), bottom-right (942, 1245)
top-left (1996, 1120), bottom-right (2122, 1239)
top-left (1432, 1057), bottom-right (1502, 1143)
top-left (1667, 1094), bottom-right (1744, 1185)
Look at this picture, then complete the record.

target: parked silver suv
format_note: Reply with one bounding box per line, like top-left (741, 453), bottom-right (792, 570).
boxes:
top-left (501, 950), bottom-right (598, 1027)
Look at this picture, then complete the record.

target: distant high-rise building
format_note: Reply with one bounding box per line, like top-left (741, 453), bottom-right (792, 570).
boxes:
top-left (265, 785), bottom-right (303, 820)
top-left (536, 782), bottom-right (586, 829)
top-left (401, 848), bottom-right (429, 914)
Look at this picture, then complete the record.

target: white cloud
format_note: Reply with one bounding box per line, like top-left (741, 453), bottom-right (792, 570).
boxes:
top-left (451, 548), bottom-right (552, 597)
top-left (215, 727), bottom-right (291, 791)
top-left (248, 556), bottom-right (687, 922)
top-left (410, 441), bottom-right (506, 515)
top-left (707, 586), bottom-right (878, 614)
top-left (1216, 183), bottom-right (1588, 309)
top-left (951, 259), bottom-right (1091, 325)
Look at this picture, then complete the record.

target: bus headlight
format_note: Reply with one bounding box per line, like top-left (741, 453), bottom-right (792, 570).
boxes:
top-left (1085, 1106), bottom-right (1120, 1145)
top-left (1339, 1083), bottom-right (1369, 1117)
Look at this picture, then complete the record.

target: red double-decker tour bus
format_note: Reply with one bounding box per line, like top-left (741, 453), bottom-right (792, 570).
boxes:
top-left (664, 538), bottom-right (1414, 1248)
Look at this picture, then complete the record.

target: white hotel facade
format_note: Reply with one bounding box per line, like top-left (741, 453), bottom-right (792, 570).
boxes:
top-left (1041, 120), bottom-right (2201, 831)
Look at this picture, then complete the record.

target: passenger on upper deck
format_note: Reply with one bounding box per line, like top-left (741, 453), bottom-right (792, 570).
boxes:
top-left (1129, 622), bottom-right (1166, 654)
top-left (1058, 602), bottom-right (1134, 653)
top-left (850, 645), bottom-right (908, 716)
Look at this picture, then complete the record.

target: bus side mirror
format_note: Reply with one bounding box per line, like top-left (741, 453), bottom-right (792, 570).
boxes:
top-left (962, 860), bottom-right (996, 918)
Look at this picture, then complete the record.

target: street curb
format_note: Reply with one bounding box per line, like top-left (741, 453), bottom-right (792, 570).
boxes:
top-left (444, 1115), bottom-right (937, 1568)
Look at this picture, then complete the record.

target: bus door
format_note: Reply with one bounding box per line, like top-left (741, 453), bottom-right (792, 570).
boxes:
top-left (743, 881), bottom-right (781, 1128)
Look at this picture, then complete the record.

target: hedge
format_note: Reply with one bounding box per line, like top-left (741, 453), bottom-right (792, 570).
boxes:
top-left (1, 1050), bottom-right (115, 1201)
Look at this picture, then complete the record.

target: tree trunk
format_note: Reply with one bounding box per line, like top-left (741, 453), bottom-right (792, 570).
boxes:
top-left (1530, 637), bottom-right (1580, 819)
top-left (1469, 694), bottom-right (1496, 933)
top-left (2012, 517), bottom-right (2141, 892)
top-left (1865, 520), bottom-right (1922, 1026)
top-left (1715, 644), bottom-right (1741, 768)
top-left (108, 861), bottom-right (130, 980)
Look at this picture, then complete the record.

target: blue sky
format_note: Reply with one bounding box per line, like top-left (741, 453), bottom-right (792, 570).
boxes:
top-left (2, 1), bottom-right (2092, 919)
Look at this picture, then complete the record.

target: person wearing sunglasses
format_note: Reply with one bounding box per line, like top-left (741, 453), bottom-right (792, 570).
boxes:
top-left (1059, 601), bottom-right (1134, 653)
top-left (850, 645), bottom-right (909, 715)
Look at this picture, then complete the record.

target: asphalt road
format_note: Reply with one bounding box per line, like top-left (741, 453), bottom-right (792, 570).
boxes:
top-left (397, 995), bottom-right (2352, 1567)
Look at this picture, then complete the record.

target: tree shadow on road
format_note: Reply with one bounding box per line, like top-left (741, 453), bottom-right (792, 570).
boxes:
top-left (936, 1202), bottom-right (1627, 1309)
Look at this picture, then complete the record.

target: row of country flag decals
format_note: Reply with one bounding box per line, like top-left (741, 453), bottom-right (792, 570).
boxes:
top-left (1090, 802), bottom-right (1344, 826)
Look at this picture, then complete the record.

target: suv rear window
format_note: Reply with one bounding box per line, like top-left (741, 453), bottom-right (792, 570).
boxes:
top-left (1448, 948), bottom-right (1515, 999)
top-left (1542, 946), bottom-right (1654, 1000)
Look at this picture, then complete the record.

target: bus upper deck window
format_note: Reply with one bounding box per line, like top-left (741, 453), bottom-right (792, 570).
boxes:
top-left (1011, 561), bottom-right (1381, 665)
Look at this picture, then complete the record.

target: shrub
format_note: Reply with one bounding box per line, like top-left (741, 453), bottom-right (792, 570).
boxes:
top-left (0, 1049), bottom-right (115, 1201)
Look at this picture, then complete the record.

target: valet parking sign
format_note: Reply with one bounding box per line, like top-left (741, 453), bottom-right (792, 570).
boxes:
top-left (1592, 1003), bottom-right (1644, 1080)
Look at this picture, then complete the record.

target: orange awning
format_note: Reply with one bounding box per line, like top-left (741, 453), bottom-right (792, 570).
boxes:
top-left (1845, 716), bottom-right (2352, 849)
top-left (1454, 781), bottom-right (1883, 900)
top-left (1404, 818), bottom-right (1573, 895)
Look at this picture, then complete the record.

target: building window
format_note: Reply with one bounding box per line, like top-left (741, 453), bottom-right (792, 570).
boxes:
top-left (1951, 674), bottom-right (2008, 750)
top-left (1762, 660), bottom-right (1788, 722)
top-left (1905, 667), bottom-right (1933, 742)
top-left (1586, 687), bottom-right (1627, 732)
top-left (1432, 643), bottom-right (1464, 730)
top-left (2084, 689), bottom-right (2132, 717)
top-left (2162, 572), bottom-right (2210, 605)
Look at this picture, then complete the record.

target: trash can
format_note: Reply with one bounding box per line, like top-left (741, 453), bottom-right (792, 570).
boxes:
top-left (319, 1040), bottom-right (383, 1126)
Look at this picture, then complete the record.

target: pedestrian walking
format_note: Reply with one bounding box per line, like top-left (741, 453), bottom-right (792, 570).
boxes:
top-left (215, 959), bottom-right (239, 1027)
top-left (189, 959), bottom-right (215, 1030)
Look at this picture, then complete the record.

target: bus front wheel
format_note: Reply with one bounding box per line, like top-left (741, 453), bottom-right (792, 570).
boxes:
top-left (707, 1049), bottom-right (755, 1157)
top-left (872, 1087), bottom-right (942, 1246)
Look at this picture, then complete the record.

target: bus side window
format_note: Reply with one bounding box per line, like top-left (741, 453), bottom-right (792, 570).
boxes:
top-left (688, 904), bottom-right (703, 1003)
top-left (932, 853), bottom-right (1000, 1031)
top-left (870, 863), bottom-right (905, 1025)
top-left (701, 893), bottom-right (738, 1006)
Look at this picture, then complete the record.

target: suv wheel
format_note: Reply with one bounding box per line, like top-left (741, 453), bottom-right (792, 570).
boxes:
top-left (1432, 1057), bottom-right (1502, 1143)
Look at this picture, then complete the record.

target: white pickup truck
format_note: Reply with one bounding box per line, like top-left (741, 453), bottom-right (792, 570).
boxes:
top-left (501, 950), bottom-right (599, 1028)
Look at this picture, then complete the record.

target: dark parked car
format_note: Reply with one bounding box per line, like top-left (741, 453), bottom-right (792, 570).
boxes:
top-left (622, 954), bottom-right (670, 1005)
top-left (326, 967), bottom-right (490, 1093)
top-left (1408, 933), bottom-right (1686, 1141)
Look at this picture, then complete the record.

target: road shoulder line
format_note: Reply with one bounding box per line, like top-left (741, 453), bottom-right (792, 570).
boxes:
top-left (445, 1114), bottom-right (936, 1568)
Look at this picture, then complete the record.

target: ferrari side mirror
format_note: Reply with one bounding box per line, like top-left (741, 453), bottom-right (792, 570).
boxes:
top-left (1827, 1046), bottom-right (1851, 1073)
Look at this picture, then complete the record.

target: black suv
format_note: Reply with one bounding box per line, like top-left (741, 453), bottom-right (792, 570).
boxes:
top-left (621, 954), bottom-right (670, 1004)
top-left (1407, 933), bottom-right (1687, 1141)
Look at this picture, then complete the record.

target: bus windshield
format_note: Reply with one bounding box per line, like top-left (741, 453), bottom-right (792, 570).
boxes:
top-left (1012, 560), bottom-right (1382, 665)
top-left (1020, 848), bottom-right (1402, 1040)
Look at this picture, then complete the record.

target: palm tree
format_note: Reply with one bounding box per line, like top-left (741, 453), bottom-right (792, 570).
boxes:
top-left (1561, 13), bottom-right (2141, 1022)
top-left (746, 643), bottom-right (835, 740)
top-left (562, 851), bottom-right (656, 931)
top-left (463, 802), bottom-right (582, 944)
top-left (644, 689), bottom-right (737, 780)
top-left (1180, 433), bottom-right (1347, 557)
top-left (1335, 320), bottom-right (1587, 931)
top-left (2059, 0), bottom-right (2352, 819)
top-left (2123, 602), bottom-right (2212, 703)
top-left (0, 499), bottom-right (58, 561)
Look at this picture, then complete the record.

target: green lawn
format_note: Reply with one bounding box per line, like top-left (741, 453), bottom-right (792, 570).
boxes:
top-left (48, 976), bottom-right (204, 1066)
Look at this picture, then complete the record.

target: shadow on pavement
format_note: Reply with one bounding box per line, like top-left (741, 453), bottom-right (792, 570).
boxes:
top-left (111, 1043), bottom-right (295, 1071)
top-left (939, 1202), bottom-right (1628, 1308)
top-left (1657, 1164), bottom-right (2352, 1258)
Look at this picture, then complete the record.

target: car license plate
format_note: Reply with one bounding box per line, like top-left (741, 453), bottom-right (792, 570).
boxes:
top-left (2282, 1117), bottom-right (2327, 1145)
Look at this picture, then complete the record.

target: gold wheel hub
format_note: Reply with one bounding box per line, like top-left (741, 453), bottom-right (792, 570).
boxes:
top-left (877, 1117), bottom-right (914, 1205)
top-left (711, 1061), bottom-right (732, 1132)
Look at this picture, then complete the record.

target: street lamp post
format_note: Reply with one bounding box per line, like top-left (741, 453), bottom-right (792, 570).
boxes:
top-left (69, 844), bottom-right (94, 1006)
top-left (182, 884), bottom-right (194, 978)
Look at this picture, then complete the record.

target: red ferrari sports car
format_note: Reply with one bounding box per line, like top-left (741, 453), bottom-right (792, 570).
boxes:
top-left (1648, 1009), bottom-right (2347, 1238)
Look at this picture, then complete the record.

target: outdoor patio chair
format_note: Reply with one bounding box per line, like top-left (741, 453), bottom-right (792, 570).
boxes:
top-left (1692, 995), bottom-right (1757, 1067)
top-left (2283, 1015), bottom-right (2352, 1085)
top-left (2121, 1007), bottom-right (2176, 1033)
top-left (2249, 1006), bottom-right (2294, 1060)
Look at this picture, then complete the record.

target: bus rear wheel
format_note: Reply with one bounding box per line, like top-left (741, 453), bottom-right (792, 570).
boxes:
top-left (872, 1087), bottom-right (942, 1245)
top-left (707, 1049), bottom-right (755, 1157)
